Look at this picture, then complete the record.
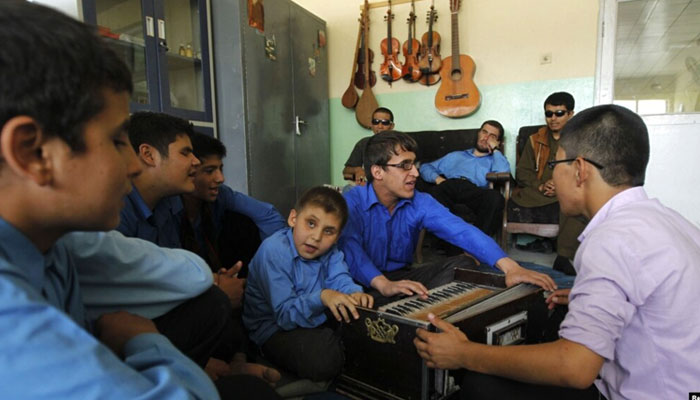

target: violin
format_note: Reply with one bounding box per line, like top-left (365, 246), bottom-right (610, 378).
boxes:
top-left (354, 25), bottom-right (376, 90)
top-left (379, 0), bottom-right (402, 84)
top-left (418, 1), bottom-right (441, 86)
top-left (401, 0), bottom-right (422, 82)
top-left (355, 0), bottom-right (379, 129)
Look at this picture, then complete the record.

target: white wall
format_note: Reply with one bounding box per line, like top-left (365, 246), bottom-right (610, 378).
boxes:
top-left (28, 0), bottom-right (80, 19)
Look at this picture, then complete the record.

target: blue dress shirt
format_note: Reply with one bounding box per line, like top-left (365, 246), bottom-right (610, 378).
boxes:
top-left (338, 184), bottom-right (506, 287)
top-left (419, 149), bottom-right (510, 187)
top-left (0, 218), bottom-right (218, 399)
top-left (243, 228), bottom-right (362, 345)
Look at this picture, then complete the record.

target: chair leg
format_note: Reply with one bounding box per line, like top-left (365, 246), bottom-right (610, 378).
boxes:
top-left (415, 229), bottom-right (426, 264)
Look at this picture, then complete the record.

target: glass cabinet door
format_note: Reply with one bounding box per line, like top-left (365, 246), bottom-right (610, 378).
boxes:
top-left (90, 0), bottom-right (157, 111)
top-left (156, 0), bottom-right (212, 121)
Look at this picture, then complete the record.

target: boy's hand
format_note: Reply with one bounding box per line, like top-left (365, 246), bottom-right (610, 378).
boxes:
top-left (215, 261), bottom-right (246, 309)
top-left (96, 311), bottom-right (159, 358)
top-left (546, 288), bottom-right (571, 310)
top-left (350, 292), bottom-right (374, 309)
top-left (321, 289), bottom-right (360, 323)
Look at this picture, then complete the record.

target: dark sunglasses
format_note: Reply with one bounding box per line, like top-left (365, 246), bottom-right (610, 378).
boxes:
top-left (547, 158), bottom-right (605, 170)
top-left (381, 160), bottom-right (416, 170)
top-left (545, 110), bottom-right (569, 118)
top-left (372, 118), bottom-right (393, 126)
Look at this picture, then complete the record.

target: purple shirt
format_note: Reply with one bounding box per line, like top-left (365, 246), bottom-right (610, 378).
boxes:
top-left (560, 187), bottom-right (700, 400)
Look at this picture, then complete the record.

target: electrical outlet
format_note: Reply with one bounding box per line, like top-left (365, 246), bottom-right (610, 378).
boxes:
top-left (540, 53), bottom-right (552, 65)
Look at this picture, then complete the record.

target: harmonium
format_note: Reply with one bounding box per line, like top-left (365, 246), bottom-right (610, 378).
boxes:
top-left (335, 268), bottom-right (548, 400)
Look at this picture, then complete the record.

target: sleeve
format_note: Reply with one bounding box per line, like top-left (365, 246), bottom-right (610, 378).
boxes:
top-left (324, 248), bottom-right (364, 294)
top-left (344, 138), bottom-right (366, 167)
top-left (0, 278), bottom-right (218, 400)
top-left (419, 157), bottom-right (444, 183)
top-left (490, 151), bottom-right (511, 173)
top-left (337, 205), bottom-right (384, 288)
top-left (420, 194), bottom-right (506, 267)
top-left (218, 186), bottom-right (286, 239)
top-left (66, 231), bottom-right (214, 321)
top-left (515, 139), bottom-right (542, 189)
top-left (253, 244), bottom-right (327, 330)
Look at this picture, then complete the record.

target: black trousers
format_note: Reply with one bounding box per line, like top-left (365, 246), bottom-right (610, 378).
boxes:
top-left (262, 324), bottom-right (344, 382)
top-left (458, 370), bottom-right (602, 400)
top-left (430, 179), bottom-right (505, 236)
top-left (215, 374), bottom-right (282, 400)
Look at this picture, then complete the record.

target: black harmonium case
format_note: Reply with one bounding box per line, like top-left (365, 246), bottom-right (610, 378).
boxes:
top-left (336, 268), bottom-right (547, 400)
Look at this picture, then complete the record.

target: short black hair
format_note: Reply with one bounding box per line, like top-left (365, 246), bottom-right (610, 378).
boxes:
top-left (191, 132), bottom-right (227, 161)
top-left (128, 112), bottom-right (195, 157)
top-left (481, 120), bottom-right (505, 141)
top-left (544, 92), bottom-right (575, 111)
top-left (559, 104), bottom-right (649, 187)
top-left (295, 186), bottom-right (349, 230)
top-left (0, 1), bottom-right (132, 153)
top-left (373, 107), bottom-right (394, 122)
top-left (363, 131), bottom-right (418, 183)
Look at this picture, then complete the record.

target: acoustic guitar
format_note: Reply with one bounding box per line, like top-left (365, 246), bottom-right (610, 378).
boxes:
top-left (435, 0), bottom-right (480, 117)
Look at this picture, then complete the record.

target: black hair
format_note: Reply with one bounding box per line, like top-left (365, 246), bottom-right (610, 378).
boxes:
top-left (373, 107), bottom-right (394, 122)
top-left (0, 1), bottom-right (132, 153)
top-left (191, 132), bottom-right (227, 161)
top-left (544, 92), bottom-right (575, 111)
top-left (559, 104), bottom-right (649, 187)
top-left (128, 112), bottom-right (195, 157)
top-left (481, 120), bottom-right (505, 141)
top-left (295, 186), bottom-right (349, 230)
top-left (363, 131), bottom-right (418, 183)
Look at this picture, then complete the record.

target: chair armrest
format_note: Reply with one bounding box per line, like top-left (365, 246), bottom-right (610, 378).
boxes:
top-left (486, 172), bottom-right (511, 182)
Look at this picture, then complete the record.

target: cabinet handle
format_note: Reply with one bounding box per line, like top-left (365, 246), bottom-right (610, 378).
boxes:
top-left (295, 116), bottom-right (306, 136)
top-left (159, 39), bottom-right (169, 52)
top-left (145, 16), bottom-right (154, 37)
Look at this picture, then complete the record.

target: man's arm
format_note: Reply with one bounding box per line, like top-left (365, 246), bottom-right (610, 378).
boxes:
top-left (514, 140), bottom-right (542, 189)
top-left (217, 185), bottom-right (286, 239)
top-left (419, 157), bottom-right (444, 184)
top-left (490, 151), bottom-right (511, 173)
top-left (66, 231), bottom-right (213, 320)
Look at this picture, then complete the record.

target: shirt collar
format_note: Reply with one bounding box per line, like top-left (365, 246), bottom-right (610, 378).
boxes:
top-left (362, 183), bottom-right (413, 213)
top-left (0, 217), bottom-right (48, 293)
top-left (578, 186), bottom-right (647, 243)
top-left (127, 185), bottom-right (153, 221)
top-left (284, 227), bottom-right (334, 263)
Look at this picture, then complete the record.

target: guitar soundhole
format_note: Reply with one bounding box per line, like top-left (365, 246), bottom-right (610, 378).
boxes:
top-left (451, 69), bottom-right (462, 81)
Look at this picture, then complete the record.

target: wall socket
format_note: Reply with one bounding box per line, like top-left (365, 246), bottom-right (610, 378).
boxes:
top-left (540, 52), bottom-right (552, 64)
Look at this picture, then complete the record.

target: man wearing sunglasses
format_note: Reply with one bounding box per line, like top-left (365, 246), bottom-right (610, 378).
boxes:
top-left (509, 92), bottom-right (586, 275)
top-left (343, 107), bottom-right (395, 186)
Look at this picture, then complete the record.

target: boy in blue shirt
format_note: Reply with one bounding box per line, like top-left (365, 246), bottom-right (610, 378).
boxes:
top-left (244, 187), bottom-right (373, 381)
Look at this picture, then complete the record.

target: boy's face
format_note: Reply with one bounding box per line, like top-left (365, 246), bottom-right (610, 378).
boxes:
top-left (192, 155), bottom-right (225, 203)
top-left (158, 134), bottom-right (201, 195)
top-left (287, 205), bottom-right (342, 260)
top-left (373, 146), bottom-right (419, 200)
top-left (53, 89), bottom-right (141, 230)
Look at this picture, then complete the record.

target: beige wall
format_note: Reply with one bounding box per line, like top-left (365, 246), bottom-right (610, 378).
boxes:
top-left (292, 0), bottom-right (600, 98)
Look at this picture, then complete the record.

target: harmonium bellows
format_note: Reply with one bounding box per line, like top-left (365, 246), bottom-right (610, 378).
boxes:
top-left (336, 268), bottom-right (547, 400)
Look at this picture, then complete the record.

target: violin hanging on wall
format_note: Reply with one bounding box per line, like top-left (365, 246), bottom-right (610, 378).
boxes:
top-left (418, 0), bottom-right (441, 86)
top-left (380, 0), bottom-right (403, 85)
top-left (354, 19), bottom-right (376, 91)
top-left (401, 0), bottom-right (422, 82)
top-left (435, 0), bottom-right (480, 117)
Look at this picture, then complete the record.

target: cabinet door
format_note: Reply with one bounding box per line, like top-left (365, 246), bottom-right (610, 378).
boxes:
top-left (155, 0), bottom-right (213, 122)
top-left (83, 0), bottom-right (160, 113)
top-left (290, 4), bottom-right (330, 199)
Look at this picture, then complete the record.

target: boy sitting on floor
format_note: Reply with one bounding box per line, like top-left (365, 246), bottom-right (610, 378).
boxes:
top-left (243, 186), bottom-right (373, 381)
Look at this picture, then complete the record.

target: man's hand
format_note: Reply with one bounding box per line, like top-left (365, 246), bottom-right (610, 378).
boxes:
top-left (371, 275), bottom-right (429, 298)
top-left (435, 176), bottom-right (447, 185)
top-left (546, 288), bottom-right (571, 310)
top-left (414, 313), bottom-right (470, 369)
top-left (350, 291), bottom-right (374, 308)
top-left (496, 257), bottom-right (557, 291)
top-left (542, 179), bottom-right (556, 196)
top-left (321, 289), bottom-right (361, 323)
top-left (215, 261), bottom-right (246, 309)
top-left (354, 167), bottom-right (367, 186)
top-left (96, 311), bottom-right (159, 358)
top-left (487, 137), bottom-right (500, 153)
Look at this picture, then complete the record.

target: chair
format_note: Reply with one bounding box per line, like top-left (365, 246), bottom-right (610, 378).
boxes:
top-left (499, 125), bottom-right (559, 250)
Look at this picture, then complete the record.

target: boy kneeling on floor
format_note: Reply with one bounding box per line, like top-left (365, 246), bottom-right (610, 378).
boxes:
top-left (243, 186), bottom-right (373, 381)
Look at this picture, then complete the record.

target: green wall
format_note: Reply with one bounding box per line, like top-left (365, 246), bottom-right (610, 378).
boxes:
top-left (330, 77), bottom-right (595, 186)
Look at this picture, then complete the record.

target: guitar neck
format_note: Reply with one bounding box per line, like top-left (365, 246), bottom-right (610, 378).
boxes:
top-left (451, 11), bottom-right (460, 70)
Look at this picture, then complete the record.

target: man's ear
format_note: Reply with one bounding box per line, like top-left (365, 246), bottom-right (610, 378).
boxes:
top-left (574, 157), bottom-right (588, 186)
top-left (138, 143), bottom-right (158, 167)
top-left (0, 116), bottom-right (53, 185)
top-left (287, 208), bottom-right (297, 228)
top-left (371, 165), bottom-right (383, 181)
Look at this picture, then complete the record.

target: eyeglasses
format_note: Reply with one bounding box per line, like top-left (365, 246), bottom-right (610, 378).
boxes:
top-left (372, 118), bottom-right (393, 126)
top-left (381, 160), bottom-right (416, 170)
top-left (547, 158), bottom-right (605, 170)
top-left (544, 110), bottom-right (569, 118)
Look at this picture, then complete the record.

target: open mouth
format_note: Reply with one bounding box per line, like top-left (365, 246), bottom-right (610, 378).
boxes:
top-left (303, 243), bottom-right (318, 254)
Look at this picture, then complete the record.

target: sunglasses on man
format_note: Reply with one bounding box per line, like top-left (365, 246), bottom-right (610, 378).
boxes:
top-left (371, 118), bottom-right (393, 126)
top-left (545, 110), bottom-right (569, 118)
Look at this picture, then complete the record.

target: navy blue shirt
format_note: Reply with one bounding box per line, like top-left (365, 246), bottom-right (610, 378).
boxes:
top-left (338, 184), bottom-right (506, 287)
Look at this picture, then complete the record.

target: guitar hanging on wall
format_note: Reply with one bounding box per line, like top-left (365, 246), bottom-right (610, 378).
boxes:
top-left (435, 0), bottom-right (480, 117)
top-left (355, 0), bottom-right (379, 129)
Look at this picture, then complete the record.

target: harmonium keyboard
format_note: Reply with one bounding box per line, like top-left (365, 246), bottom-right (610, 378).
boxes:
top-left (335, 268), bottom-right (547, 400)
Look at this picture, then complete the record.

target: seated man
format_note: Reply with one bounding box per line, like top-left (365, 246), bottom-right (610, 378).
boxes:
top-left (181, 132), bottom-right (287, 271)
top-left (343, 107), bottom-right (395, 185)
top-left (419, 120), bottom-right (510, 236)
top-left (0, 3), bottom-right (275, 398)
top-left (509, 92), bottom-right (586, 274)
top-left (339, 131), bottom-right (556, 307)
top-left (414, 104), bottom-right (700, 400)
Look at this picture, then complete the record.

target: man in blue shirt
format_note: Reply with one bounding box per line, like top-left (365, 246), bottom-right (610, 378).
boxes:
top-left (420, 120), bottom-right (510, 236)
top-left (0, 3), bottom-right (217, 398)
top-left (339, 132), bottom-right (556, 304)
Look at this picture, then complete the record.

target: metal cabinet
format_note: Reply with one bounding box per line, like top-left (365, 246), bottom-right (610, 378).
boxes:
top-left (82, 0), bottom-right (215, 124)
